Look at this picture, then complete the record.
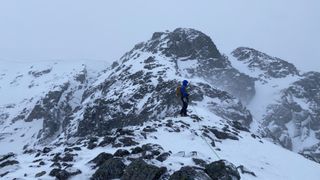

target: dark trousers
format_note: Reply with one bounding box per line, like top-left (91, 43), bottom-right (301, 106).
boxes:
top-left (180, 97), bottom-right (188, 116)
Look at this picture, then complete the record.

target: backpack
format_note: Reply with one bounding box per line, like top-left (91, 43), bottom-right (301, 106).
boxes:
top-left (176, 86), bottom-right (181, 97)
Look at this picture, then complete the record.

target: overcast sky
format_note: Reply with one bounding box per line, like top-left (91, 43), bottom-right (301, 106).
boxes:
top-left (0, 0), bottom-right (319, 72)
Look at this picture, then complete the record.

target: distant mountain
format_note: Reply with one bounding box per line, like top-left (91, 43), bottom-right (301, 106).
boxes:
top-left (232, 47), bottom-right (299, 82)
top-left (231, 47), bottom-right (320, 164)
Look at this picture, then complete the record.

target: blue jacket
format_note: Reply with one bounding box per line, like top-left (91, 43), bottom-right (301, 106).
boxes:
top-left (180, 81), bottom-right (189, 97)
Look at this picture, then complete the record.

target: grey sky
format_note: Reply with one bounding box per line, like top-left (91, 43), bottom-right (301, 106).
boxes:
top-left (0, 0), bottom-right (319, 72)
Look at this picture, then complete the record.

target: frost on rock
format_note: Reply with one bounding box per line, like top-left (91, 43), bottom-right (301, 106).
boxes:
top-left (262, 71), bottom-right (320, 162)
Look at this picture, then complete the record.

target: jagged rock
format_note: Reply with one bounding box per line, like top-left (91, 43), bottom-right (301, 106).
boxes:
top-left (0, 160), bottom-right (19, 168)
top-left (116, 128), bottom-right (135, 136)
top-left (143, 126), bottom-right (157, 133)
top-left (208, 128), bottom-right (239, 140)
top-left (121, 159), bottom-right (167, 180)
top-left (114, 149), bottom-right (130, 157)
top-left (89, 152), bottom-right (113, 168)
top-left (64, 148), bottom-right (73, 152)
top-left (49, 167), bottom-right (81, 180)
top-left (118, 137), bottom-right (139, 147)
top-left (92, 158), bottom-right (126, 180)
top-left (0, 153), bottom-right (15, 162)
top-left (169, 166), bottom-right (211, 180)
top-left (98, 136), bottom-right (115, 147)
top-left (49, 168), bottom-right (61, 176)
top-left (50, 162), bottom-right (61, 168)
top-left (193, 158), bottom-right (207, 167)
top-left (87, 142), bottom-right (97, 149)
top-left (73, 147), bottom-right (81, 151)
top-left (25, 83), bottom-right (71, 141)
top-left (0, 171), bottom-right (9, 177)
top-left (35, 171), bottom-right (46, 177)
top-left (131, 147), bottom-right (144, 154)
top-left (43, 147), bottom-right (52, 153)
top-left (237, 165), bottom-right (256, 177)
top-left (156, 152), bottom-right (170, 162)
top-left (61, 153), bottom-right (75, 162)
top-left (52, 153), bottom-right (61, 162)
top-left (205, 160), bottom-right (240, 180)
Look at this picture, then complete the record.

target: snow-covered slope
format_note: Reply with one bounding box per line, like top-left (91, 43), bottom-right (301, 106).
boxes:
top-left (1, 29), bottom-right (320, 180)
top-left (0, 60), bottom-right (109, 153)
top-left (230, 47), bottom-right (320, 164)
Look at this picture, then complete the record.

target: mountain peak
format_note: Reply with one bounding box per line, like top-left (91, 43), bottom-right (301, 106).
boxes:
top-left (232, 47), bottom-right (299, 79)
top-left (141, 28), bottom-right (222, 60)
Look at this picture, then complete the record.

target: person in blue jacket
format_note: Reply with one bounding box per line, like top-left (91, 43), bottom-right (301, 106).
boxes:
top-left (180, 80), bottom-right (189, 116)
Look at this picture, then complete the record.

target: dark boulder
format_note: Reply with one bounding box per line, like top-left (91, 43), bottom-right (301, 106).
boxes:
top-left (61, 153), bottom-right (75, 162)
top-left (118, 137), bottom-right (139, 147)
top-left (114, 149), bottom-right (130, 157)
top-left (49, 167), bottom-right (81, 180)
top-left (205, 160), bottom-right (240, 180)
top-left (89, 152), bottom-right (113, 168)
top-left (0, 160), bottom-right (19, 168)
top-left (92, 158), bottom-right (126, 180)
top-left (192, 158), bottom-right (207, 167)
top-left (131, 146), bottom-right (144, 154)
top-left (43, 147), bottom-right (52, 153)
top-left (121, 159), bottom-right (166, 180)
top-left (169, 166), bottom-right (211, 180)
top-left (35, 171), bottom-right (46, 177)
top-left (209, 128), bottom-right (239, 140)
top-left (156, 152), bottom-right (170, 162)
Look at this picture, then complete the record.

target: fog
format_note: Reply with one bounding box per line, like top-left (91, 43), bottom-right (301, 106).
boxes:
top-left (0, 0), bottom-right (319, 71)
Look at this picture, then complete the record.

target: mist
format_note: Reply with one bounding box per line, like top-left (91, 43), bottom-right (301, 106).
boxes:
top-left (0, 0), bottom-right (319, 71)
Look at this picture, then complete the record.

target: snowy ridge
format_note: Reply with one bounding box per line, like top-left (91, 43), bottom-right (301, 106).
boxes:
top-left (0, 28), bottom-right (320, 179)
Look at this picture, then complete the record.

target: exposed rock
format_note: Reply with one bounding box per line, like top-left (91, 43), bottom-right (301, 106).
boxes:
top-left (205, 160), bottom-right (240, 180)
top-left (118, 137), bottom-right (139, 147)
top-left (49, 167), bottom-right (81, 180)
top-left (89, 152), bottom-right (113, 168)
top-left (61, 153), bottom-right (75, 162)
top-left (156, 152), bottom-right (170, 162)
top-left (131, 147), bottom-right (144, 154)
top-left (121, 159), bottom-right (166, 180)
top-left (237, 165), bottom-right (256, 177)
top-left (98, 136), bottom-right (115, 147)
top-left (169, 166), bottom-right (211, 180)
top-left (43, 147), bottom-right (52, 153)
top-left (0, 153), bottom-right (15, 162)
top-left (0, 160), bottom-right (19, 168)
top-left (114, 149), bottom-right (130, 157)
top-left (92, 158), bottom-right (126, 180)
top-left (0, 171), bottom-right (9, 177)
top-left (35, 171), bottom-right (46, 177)
top-left (193, 158), bottom-right (207, 167)
top-left (208, 128), bottom-right (239, 140)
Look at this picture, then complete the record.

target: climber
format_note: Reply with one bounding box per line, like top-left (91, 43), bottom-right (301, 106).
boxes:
top-left (178, 80), bottom-right (189, 116)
